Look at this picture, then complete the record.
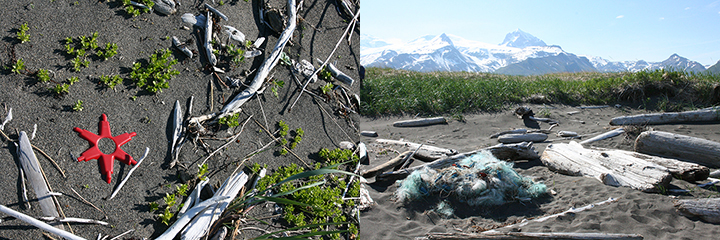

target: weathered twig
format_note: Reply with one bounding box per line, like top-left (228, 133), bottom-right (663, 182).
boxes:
top-left (288, 8), bottom-right (360, 112)
top-left (155, 196), bottom-right (231, 240)
top-left (109, 147), bottom-right (150, 200)
top-left (70, 188), bottom-right (107, 219)
top-left (610, 109), bottom-right (720, 125)
top-left (39, 217), bottom-right (108, 226)
top-left (0, 107), bottom-right (11, 130)
top-left (109, 229), bottom-right (134, 240)
top-left (0, 204), bottom-right (84, 240)
top-left (200, 115), bottom-right (253, 166)
top-left (578, 128), bottom-right (624, 145)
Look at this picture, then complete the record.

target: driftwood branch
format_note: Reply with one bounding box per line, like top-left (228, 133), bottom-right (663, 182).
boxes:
top-left (376, 142), bottom-right (539, 182)
top-left (635, 130), bottom-right (720, 168)
top-left (361, 151), bottom-right (412, 178)
top-left (393, 117), bottom-right (447, 127)
top-left (375, 138), bottom-right (457, 160)
top-left (498, 133), bottom-right (547, 143)
top-left (109, 147), bottom-right (150, 200)
top-left (0, 204), bottom-right (85, 240)
top-left (541, 141), bottom-right (671, 192)
top-left (675, 198), bottom-right (720, 223)
top-left (610, 109), bottom-right (720, 125)
top-left (578, 128), bottom-right (624, 145)
top-left (17, 131), bottom-right (62, 227)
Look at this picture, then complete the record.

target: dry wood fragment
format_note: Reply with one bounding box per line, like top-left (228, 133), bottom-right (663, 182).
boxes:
top-left (360, 131), bottom-right (378, 137)
top-left (578, 128), bottom-right (624, 145)
top-left (541, 141), bottom-right (671, 192)
top-left (109, 147), bottom-right (150, 200)
top-left (376, 142), bottom-right (539, 182)
top-left (393, 117), bottom-right (447, 127)
top-left (635, 130), bottom-right (720, 168)
top-left (375, 138), bottom-right (457, 157)
top-left (498, 133), bottom-right (547, 143)
top-left (675, 198), bottom-right (720, 223)
top-left (0, 204), bottom-right (84, 240)
top-left (17, 131), bottom-right (62, 228)
top-left (421, 232), bottom-right (643, 240)
top-left (610, 109), bottom-right (720, 125)
top-left (361, 151), bottom-right (412, 178)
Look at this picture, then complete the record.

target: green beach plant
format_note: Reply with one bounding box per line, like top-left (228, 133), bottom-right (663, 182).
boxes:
top-left (129, 49), bottom-right (179, 94)
top-left (17, 22), bottom-right (30, 43)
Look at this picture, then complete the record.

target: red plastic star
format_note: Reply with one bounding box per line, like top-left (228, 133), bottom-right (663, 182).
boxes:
top-left (74, 114), bottom-right (137, 183)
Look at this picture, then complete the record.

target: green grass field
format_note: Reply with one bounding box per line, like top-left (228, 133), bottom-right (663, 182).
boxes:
top-left (360, 67), bottom-right (720, 116)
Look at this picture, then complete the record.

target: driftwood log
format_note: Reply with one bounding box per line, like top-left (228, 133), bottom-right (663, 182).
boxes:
top-left (361, 151), bottom-right (412, 178)
top-left (635, 131), bottom-right (720, 168)
top-left (419, 232), bottom-right (643, 240)
top-left (610, 109), bottom-right (720, 125)
top-left (393, 117), bottom-right (447, 127)
top-left (498, 133), bottom-right (548, 143)
top-left (674, 198), bottom-right (720, 223)
top-left (376, 142), bottom-right (539, 182)
top-left (375, 138), bottom-right (457, 160)
top-left (541, 141), bottom-right (671, 192)
top-left (579, 128), bottom-right (624, 145)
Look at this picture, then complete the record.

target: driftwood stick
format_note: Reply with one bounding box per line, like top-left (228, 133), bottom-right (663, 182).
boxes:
top-left (400, 144), bottom-right (424, 169)
top-left (17, 131), bottom-right (62, 228)
top-left (70, 188), bottom-right (107, 219)
top-left (33, 144), bottom-right (66, 178)
top-left (610, 109), bottom-right (720, 125)
top-left (635, 131), bottom-right (720, 168)
top-left (155, 196), bottom-right (230, 240)
top-left (498, 133), bottom-right (548, 143)
top-left (222, 0), bottom-right (296, 117)
top-left (0, 204), bottom-right (85, 240)
top-left (579, 128), bottom-right (624, 145)
top-left (361, 151), bottom-right (412, 178)
top-left (288, 8), bottom-right (360, 112)
top-left (109, 147), bottom-right (150, 200)
top-left (20, 168), bottom-right (30, 209)
top-left (375, 139), bottom-right (457, 156)
top-left (376, 142), bottom-right (539, 182)
top-left (421, 231), bottom-right (643, 240)
top-left (39, 217), bottom-right (108, 226)
top-left (109, 229), bottom-right (134, 240)
top-left (200, 115), bottom-right (253, 166)
top-left (393, 117), bottom-right (447, 127)
top-left (0, 107), bottom-right (11, 130)
top-left (675, 198), bottom-right (720, 223)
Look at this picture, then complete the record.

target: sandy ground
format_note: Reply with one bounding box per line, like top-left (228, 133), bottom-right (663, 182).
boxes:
top-left (0, 0), bottom-right (359, 239)
top-left (359, 104), bottom-right (720, 240)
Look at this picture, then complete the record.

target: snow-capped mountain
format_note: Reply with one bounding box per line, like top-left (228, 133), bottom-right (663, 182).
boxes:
top-left (362, 30), bottom-right (710, 75)
top-left (707, 60), bottom-right (720, 74)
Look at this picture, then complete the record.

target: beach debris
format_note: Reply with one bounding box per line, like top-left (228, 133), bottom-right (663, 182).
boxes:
top-left (576, 105), bottom-right (610, 109)
top-left (578, 127), bottom-right (624, 145)
top-left (0, 204), bottom-right (84, 240)
top-left (292, 59), bottom-right (318, 84)
top-left (360, 130), bottom-right (378, 137)
top-left (490, 128), bottom-right (527, 138)
top-left (358, 184), bottom-right (374, 210)
top-left (514, 106), bottom-right (558, 125)
top-left (392, 117), bottom-right (447, 127)
top-left (204, 11), bottom-right (217, 66)
top-left (178, 178), bottom-right (210, 217)
top-left (109, 147), bottom-right (150, 200)
top-left (223, 25), bottom-right (245, 43)
top-left (421, 232), bottom-right (643, 240)
top-left (155, 195), bottom-right (231, 240)
top-left (1, 107), bottom-right (11, 130)
top-left (541, 141), bottom-right (671, 192)
top-left (710, 170), bottom-right (720, 178)
top-left (498, 133), bottom-right (548, 143)
top-left (361, 151), bottom-right (413, 178)
top-left (181, 13), bottom-right (206, 27)
top-left (153, 0), bottom-right (177, 15)
top-left (210, 226), bottom-right (227, 240)
top-left (375, 138), bottom-right (457, 161)
top-left (172, 36), bottom-right (193, 58)
top-left (675, 198), bottom-right (720, 223)
top-left (556, 130), bottom-right (578, 137)
top-left (200, 115), bottom-right (253, 166)
top-left (264, 4), bottom-right (286, 34)
top-left (610, 108), bottom-right (720, 125)
top-left (205, 3), bottom-right (228, 21)
top-left (377, 142), bottom-right (540, 182)
top-left (316, 58), bottom-right (356, 86)
top-left (288, 7), bottom-right (360, 112)
top-left (483, 197), bottom-right (620, 234)
top-left (17, 131), bottom-right (63, 228)
top-left (39, 216), bottom-right (108, 226)
top-left (635, 130), bottom-right (720, 168)
top-left (179, 172), bottom-right (248, 240)
top-left (336, 0), bottom-right (357, 18)
top-left (70, 188), bottom-right (107, 219)
top-left (395, 150), bottom-right (547, 206)
top-left (74, 114), bottom-right (137, 183)
top-left (169, 100), bottom-right (185, 168)
top-left (698, 178), bottom-right (720, 188)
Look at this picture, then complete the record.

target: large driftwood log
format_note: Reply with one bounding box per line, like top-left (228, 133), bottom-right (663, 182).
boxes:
top-left (541, 141), bottom-right (671, 192)
top-left (393, 117), bottom-right (447, 127)
top-left (498, 133), bottom-right (547, 143)
top-left (419, 232), bottom-right (643, 240)
top-left (376, 142), bottom-right (539, 182)
top-left (590, 146), bottom-right (708, 181)
top-left (635, 131), bottom-right (720, 168)
top-left (610, 109), bottom-right (720, 125)
top-left (675, 198), bottom-right (720, 223)
top-left (375, 138), bottom-right (457, 160)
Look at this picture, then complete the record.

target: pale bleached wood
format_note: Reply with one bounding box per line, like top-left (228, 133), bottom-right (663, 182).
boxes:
top-left (420, 232), bottom-right (643, 240)
top-left (361, 151), bottom-right (412, 178)
top-left (590, 146), bottom-right (708, 182)
top-left (675, 198), bottom-right (720, 223)
top-left (375, 138), bottom-right (457, 156)
top-left (376, 142), bottom-right (539, 182)
top-left (578, 128), bottom-right (624, 145)
top-left (541, 141), bottom-right (671, 192)
top-left (393, 117), bottom-right (447, 127)
top-left (0, 204), bottom-right (85, 240)
top-left (17, 132), bottom-right (61, 226)
top-left (498, 133), bottom-right (548, 143)
top-left (489, 128), bottom-right (527, 138)
top-left (635, 130), bottom-right (720, 168)
top-left (610, 109), bottom-right (720, 125)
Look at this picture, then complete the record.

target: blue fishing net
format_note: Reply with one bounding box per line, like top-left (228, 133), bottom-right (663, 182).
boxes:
top-left (395, 150), bottom-right (547, 206)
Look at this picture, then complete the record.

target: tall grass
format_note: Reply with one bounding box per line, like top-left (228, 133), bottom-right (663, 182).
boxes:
top-left (360, 68), bottom-right (720, 116)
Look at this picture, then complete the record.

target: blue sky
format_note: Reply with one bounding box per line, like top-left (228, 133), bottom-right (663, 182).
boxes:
top-left (362, 0), bottom-right (720, 66)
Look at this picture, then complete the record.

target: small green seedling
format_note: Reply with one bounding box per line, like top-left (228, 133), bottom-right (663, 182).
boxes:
top-left (17, 22), bottom-right (30, 43)
top-left (218, 112), bottom-right (240, 127)
top-left (278, 120), bottom-right (289, 137)
top-left (100, 74), bottom-right (123, 90)
top-left (11, 59), bottom-right (25, 75)
top-left (159, 208), bottom-right (174, 225)
top-left (50, 83), bottom-right (70, 96)
top-left (197, 163), bottom-right (209, 180)
top-left (163, 193), bottom-right (176, 207)
top-left (270, 79), bottom-right (284, 98)
top-left (36, 69), bottom-right (50, 82)
top-left (71, 56), bottom-right (89, 72)
top-left (149, 202), bottom-right (159, 211)
top-left (97, 43), bottom-right (118, 60)
top-left (319, 66), bottom-right (332, 81)
top-left (321, 82), bottom-right (334, 95)
top-left (176, 184), bottom-right (189, 197)
top-left (67, 76), bottom-right (79, 85)
top-left (72, 100), bottom-right (84, 112)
